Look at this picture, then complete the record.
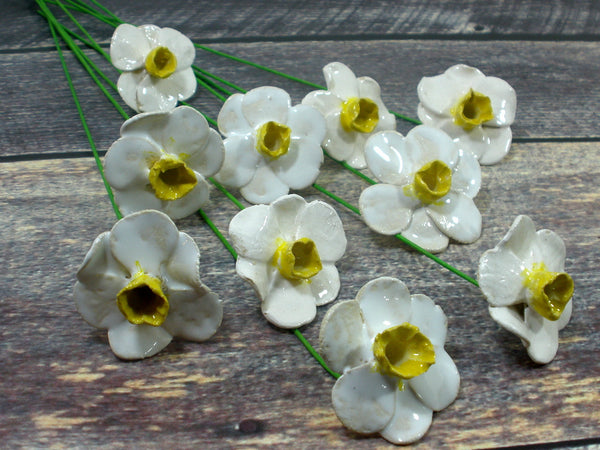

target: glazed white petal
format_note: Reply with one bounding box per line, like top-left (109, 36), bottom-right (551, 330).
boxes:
top-left (140, 24), bottom-right (161, 47)
top-left (185, 128), bottom-right (225, 177)
top-left (110, 210), bottom-right (179, 275)
top-left (532, 229), bottom-right (567, 272)
top-left (409, 294), bottom-right (447, 346)
top-left (407, 125), bottom-right (459, 171)
top-left (286, 104), bottom-right (326, 144)
top-left (136, 75), bottom-right (178, 112)
top-left (356, 277), bottom-right (412, 337)
top-left (104, 137), bottom-right (155, 189)
top-left (117, 71), bottom-right (145, 112)
top-left (302, 90), bottom-right (342, 116)
top-left (427, 192), bottom-right (482, 244)
top-left (380, 382), bottom-right (433, 445)
top-left (359, 183), bottom-right (417, 235)
top-left (162, 286), bottom-right (222, 341)
top-left (401, 208), bottom-right (449, 253)
top-left (162, 175), bottom-right (210, 219)
top-left (478, 246), bottom-right (526, 306)
top-left (218, 93), bottom-right (252, 136)
top-left (108, 321), bottom-right (173, 360)
top-left (346, 136), bottom-right (368, 169)
top-left (323, 62), bottom-right (359, 99)
top-left (473, 76), bottom-right (517, 126)
top-left (451, 149), bottom-right (481, 198)
top-left (319, 300), bottom-right (371, 373)
top-left (75, 232), bottom-right (127, 293)
top-left (296, 200), bottom-right (347, 261)
top-left (364, 131), bottom-right (408, 185)
top-left (322, 111), bottom-right (356, 161)
top-left (556, 298), bottom-right (573, 331)
top-left (163, 233), bottom-right (202, 289)
top-left (261, 276), bottom-right (316, 328)
top-left (356, 76), bottom-right (382, 102)
top-left (229, 204), bottom-right (280, 261)
top-left (270, 194), bottom-right (306, 239)
top-left (270, 138), bottom-right (323, 190)
top-left (240, 165), bottom-right (290, 204)
top-left (408, 347), bottom-right (460, 411)
top-left (488, 305), bottom-right (532, 343)
top-left (235, 257), bottom-right (271, 300)
top-left (242, 86), bottom-right (291, 128)
top-left (113, 186), bottom-right (163, 217)
top-left (331, 363), bottom-right (396, 434)
top-left (110, 23), bottom-right (149, 71)
top-left (215, 134), bottom-right (261, 188)
top-left (310, 263), bottom-right (340, 306)
top-left (74, 282), bottom-right (124, 330)
top-left (455, 126), bottom-right (512, 165)
top-left (156, 27), bottom-right (195, 69)
top-left (499, 215), bottom-right (538, 262)
top-left (523, 307), bottom-right (561, 364)
top-left (417, 66), bottom-right (478, 115)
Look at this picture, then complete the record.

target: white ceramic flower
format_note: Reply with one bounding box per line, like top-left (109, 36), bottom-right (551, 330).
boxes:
top-left (478, 215), bottom-right (574, 364)
top-left (359, 126), bottom-right (482, 253)
top-left (320, 277), bottom-right (460, 445)
top-left (228, 194), bottom-right (346, 328)
top-left (417, 64), bottom-right (516, 165)
top-left (302, 62), bottom-right (396, 169)
top-left (74, 210), bottom-right (223, 360)
top-left (104, 106), bottom-right (224, 219)
top-left (110, 23), bottom-right (196, 112)
top-left (215, 86), bottom-right (326, 204)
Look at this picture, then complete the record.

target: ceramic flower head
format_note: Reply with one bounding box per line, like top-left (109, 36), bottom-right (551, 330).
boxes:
top-left (302, 62), bottom-right (396, 169)
top-left (229, 194), bottom-right (347, 328)
top-left (110, 23), bottom-right (196, 112)
top-left (320, 277), bottom-right (460, 445)
top-left (359, 126), bottom-right (482, 253)
top-left (215, 86), bottom-right (326, 204)
top-left (74, 210), bottom-right (223, 360)
top-left (104, 106), bottom-right (224, 219)
top-left (478, 215), bottom-right (574, 364)
top-left (417, 64), bottom-right (516, 165)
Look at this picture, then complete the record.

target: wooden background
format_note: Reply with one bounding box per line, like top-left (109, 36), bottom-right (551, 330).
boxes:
top-left (1, 1), bottom-right (599, 448)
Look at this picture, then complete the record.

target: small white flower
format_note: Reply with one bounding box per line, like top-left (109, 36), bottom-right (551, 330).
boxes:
top-left (74, 210), bottom-right (223, 360)
top-left (320, 277), bottom-right (460, 445)
top-left (359, 126), bottom-right (482, 253)
top-left (229, 194), bottom-right (347, 328)
top-left (302, 62), bottom-right (396, 169)
top-left (417, 64), bottom-right (516, 165)
top-left (215, 87), bottom-right (326, 204)
top-left (104, 106), bottom-right (224, 220)
top-left (110, 23), bottom-right (196, 112)
top-left (478, 215), bottom-right (574, 364)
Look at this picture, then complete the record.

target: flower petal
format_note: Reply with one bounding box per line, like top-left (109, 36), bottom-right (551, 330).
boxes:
top-left (380, 385), bottom-right (433, 445)
top-left (74, 282), bottom-right (124, 330)
top-left (162, 233), bottom-right (201, 288)
top-left (217, 93), bottom-right (253, 136)
top-left (270, 194), bottom-right (307, 240)
top-left (104, 136), bottom-right (158, 190)
top-left (286, 104), bottom-right (326, 144)
top-left (532, 229), bottom-right (567, 272)
top-left (135, 74), bottom-right (178, 112)
top-left (240, 165), bottom-right (290, 204)
top-left (478, 246), bottom-right (527, 307)
top-left (76, 232), bottom-right (127, 293)
top-left (453, 125), bottom-right (512, 165)
top-left (270, 138), bottom-right (323, 190)
top-left (242, 86), bottom-right (291, 128)
top-left (229, 204), bottom-right (280, 261)
top-left (323, 62), bottom-right (359, 99)
top-left (407, 347), bottom-right (460, 411)
top-left (156, 27), bottom-right (195, 69)
top-left (117, 71), bottom-right (145, 112)
top-left (319, 300), bottom-right (371, 373)
top-left (108, 321), bottom-right (173, 360)
top-left (215, 134), bottom-right (261, 188)
top-left (472, 75), bottom-right (516, 127)
top-left (406, 125), bottom-right (459, 172)
top-left (364, 131), bottom-right (409, 185)
top-left (161, 175), bottom-right (210, 220)
top-left (110, 210), bottom-right (180, 275)
top-left (356, 277), bottom-right (412, 337)
top-left (497, 215), bottom-right (538, 263)
top-left (112, 186), bottom-right (163, 217)
top-left (296, 200), bottom-right (347, 262)
top-left (301, 90), bottom-right (342, 117)
top-left (185, 129), bottom-right (225, 177)
top-left (261, 276), bottom-right (316, 328)
top-left (310, 263), bottom-right (340, 306)
top-left (110, 24), bottom-right (150, 71)
top-left (331, 362), bottom-right (396, 434)
top-left (235, 257), bottom-right (272, 300)
top-left (401, 208), bottom-right (449, 253)
top-left (451, 149), bottom-right (481, 198)
top-left (345, 135), bottom-right (368, 169)
top-left (322, 111), bottom-right (356, 161)
top-left (409, 294), bottom-right (447, 347)
top-left (359, 183), bottom-right (417, 235)
top-left (523, 307), bottom-right (561, 364)
top-left (427, 192), bottom-right (482, 244)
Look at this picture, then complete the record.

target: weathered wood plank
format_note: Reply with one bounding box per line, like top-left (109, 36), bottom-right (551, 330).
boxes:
top-left (2, 39), bottom-right (600, 158)
top-left (4, 0), bottom-right (600, 51)
top-left (0, 137), bottom-right (598, 447)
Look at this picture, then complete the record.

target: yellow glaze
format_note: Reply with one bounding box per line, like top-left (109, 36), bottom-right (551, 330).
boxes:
top-left (117, 271), bottom-right (169, 326)
top-left (145, 46), bottom-right (177, 79)
top-left (522, 262), bottom-right (574, 321)
top-left (450, 89), bottom-right (493, 131)
top-left (148, 155), bottom-right (197, 201)
top-left (373, 323), bottom-right (435, 384)
top-left (413, 160), bottom-right (452, 204)
top-left (340, 97), bottom-right (379, 133)
top-left (256, 121), bottom-right (291, 159)
top-left (272, 238), bottom-right (322, 281)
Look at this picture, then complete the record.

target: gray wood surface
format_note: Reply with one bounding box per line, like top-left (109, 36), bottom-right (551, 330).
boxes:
top-left (1, 1), bottom-right (599, 448)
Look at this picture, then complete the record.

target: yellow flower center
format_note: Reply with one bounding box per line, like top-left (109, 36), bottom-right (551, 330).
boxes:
top-left (145, 46), bottom-right (177, 79)
top-left (522, 262), bottom-right (574, 321)
top-left (148, 155), bottom-right (197, 201)
top-left (413, 160), bottom-right (452, 204)
top-left (117, 271), bottom-right (169, 326)
top-left (373, 323), bottom-right (435, 387)
top-left (256, 121), bottom-right (291, 159)
top-left (450, 89), bottom-right (494, 131)
top-left (340, 97), bottom-right (379, 133)
top-left (272, 238), bottom-right (322, 281)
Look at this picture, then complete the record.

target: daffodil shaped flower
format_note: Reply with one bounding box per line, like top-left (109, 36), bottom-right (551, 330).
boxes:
top-left (74, 210), bottom-right (223, 360)
top-left (319, 277), bottom-right (460, 445)
top-left (104, 106), bottom-right (224, 219)
top-left (302, 62), bottom-right (396, 169)
top-left (359, 126), bottom-right (482, 253)
top-left (229, 194), bottom-right (347, 328)
top-left (110, 23), bottom-right (196, 112)
top-left (417, 64), bottom-right (517, 165)
top-left (478, 215), bottom-right (574, 364)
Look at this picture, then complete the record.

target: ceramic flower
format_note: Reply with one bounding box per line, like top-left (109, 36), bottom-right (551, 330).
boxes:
top-left (302, 62), bottom-right (396, 169)
top-left (358, 126), bottom-right (482, 253)
top-left (320, 277), bottom-right (460, 445)
top-left (478, 215), bottom-right (574, 364)
top-left (110, 23), bottom-right (196, 112)
top-left (228, 194), bottom-right (346, 328)
top-left (214, 87), bottom-right (326, 204)
top-left (74, 210), bottom-right (223, 360)
top-left (417, 64), bottom-right (516, 165)
top-left (104, 106), bottom-right (224, 219)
